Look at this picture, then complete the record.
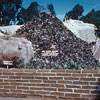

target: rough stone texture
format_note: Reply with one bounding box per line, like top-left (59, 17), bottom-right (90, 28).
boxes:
top-left (16, 12), bottom-right (97, 69)
top-left (0, 37), bottom-right (34, 64)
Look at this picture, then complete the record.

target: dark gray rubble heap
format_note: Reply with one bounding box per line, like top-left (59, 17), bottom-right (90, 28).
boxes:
top-left (16, 12), bottom-right (97, 69)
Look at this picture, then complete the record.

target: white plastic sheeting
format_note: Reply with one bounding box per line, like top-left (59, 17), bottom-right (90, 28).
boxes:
top-left (63, 19), bottom-right (97, 43)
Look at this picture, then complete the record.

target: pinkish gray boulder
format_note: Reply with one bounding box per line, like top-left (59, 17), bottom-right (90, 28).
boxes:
top-left (0, 37), bottom-right (34, 64)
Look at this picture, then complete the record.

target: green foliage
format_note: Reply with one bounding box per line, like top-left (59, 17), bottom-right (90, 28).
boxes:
top-left (47, 3), bottom-right (56, 16)
top-left (65, 4), bottom-right (84, 20)
top-left (58, 61), bottom-right (87, 70)
top-left (12, 56), bottom-right (25, 69)
top-left (17, 2), bottom-right (39, 24)
top-left (25, 63), bottom-right (34, 69)
top-left (96, 62), bottom-right (100, 70)
top-left (0, 0), bottom-right (22, 25)
top-left (80, 9), bottom-right (100, 37)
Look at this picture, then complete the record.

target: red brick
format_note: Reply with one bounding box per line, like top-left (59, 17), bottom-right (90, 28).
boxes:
top-left (50, 92), bottom-right (64, 96)
top-left (66, 70), bottom-right (80, 73)
top-left (37, 69), bottom-right (50, 73)
top-left (10, 69), bottom-right (24, 72)
top-left (67, 85), bottom-right (80, 88)
top-left (36, 91), bottom-right (49, 95)
top-left (58, 80), bottom-right (72, 84)
top-left (51, 69), bottom-right (66, 73)
top-left (10, 83), bottom-right (22, 86)
top-left (22, 76), bottom-right (34, 80)
top-left (3, 93), bottom-right (17, 97)
top-left (10, 90), bottom-right (22, 93)
top-left (4, 79), bottom-right (28, 83)
top-left (17, 86), bottom-right (29, 90)
top-left (0, 68), bottom-right (10, 72)
top-left (23, 83), bottom-right (36, 86)
top-left (30, 80), bottom-right (42, 83)
top-left (72, 74), bottom-right (89, 77)
top-left (80, 78), bottom-right (96, 81)
top-left (82, 95), bottom-right (98, 98)
top-left (98, 78), bottom-right (100, 81)
top-left (24, 69), bottom-right (36, 73)
top-left (43, 80), bottom-right (56, 84)
top-left (0, 76), bottom-right (8, 78)
top-left (82, 70), bottom-right (98, 73)
top-left (42, 73), bottom-right (55, 76)
top-left (94, 74), bottom-right (100, 77)
top-left (36, 84), bottom-right (49, 87)
top-left (16, 94), bottom-right (27, 98)
top-left (65, 93), bottom-right (80, 97)
top-left (4, 86), bottom-right (16, 89)
top-left (16, 73), bottom-right (41, 76)
top-left (90, 82), bottom-right (100, 85)
top-left (0, 73), bottom-right (2, 75)
top-left (0, 86), bottom-right (3, 88)
top-left (49, 77), bottom-right (63, 80)
top-left (91, 90), bottom-right (100, 94)
top-left (44, 88), bottom-right (57, 91)
top-left (51, 84), bottom-right (64, 88)
top-left (35, 77), bottom-right (48, 80)
top-left (58, 88), bottom-right (72, 92)
top-left (82, 86), bottom-right (98, 89)
top-left (23, 90), bottom-right (35, 94)
top-left (56, 73), bottom-right (71, 76)
top-left (30, 87), bottom-right (43, 91)
top-left (73, 81), bottom-right (89, 85)
top-left (9, 76), bottom-right (22, 79)
top-left (74, 89), bottom-right (89, 93)
top-left (0, 79), bottom-right (3, 82)
top-left (64, 77), bottom-right (79, 80)
top-left (0, 89), bottom-right (9, 92)
top-left (2, 73), bottom-right (14, 76)
top-left (0, 83), bottom-right (9, 85)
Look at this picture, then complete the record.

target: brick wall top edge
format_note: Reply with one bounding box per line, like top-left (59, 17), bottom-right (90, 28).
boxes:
top-left (0, 68), bottom-right (99, 73)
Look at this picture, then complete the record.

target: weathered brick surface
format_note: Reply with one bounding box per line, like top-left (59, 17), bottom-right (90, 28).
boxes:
top-left (0, 68), bottom-right (99, 100)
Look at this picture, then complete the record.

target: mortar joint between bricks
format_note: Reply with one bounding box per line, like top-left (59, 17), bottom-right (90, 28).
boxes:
top-left (80, 85), bottom-right (82, 89)
top-left (88, 82), bottom-right (91, 86)
top-left (56, 80), bottom-right (58, 84)
top-left (80, 94), bottom-right (82, 98)
top-left (64, 84), bottom-right (66, 88)
top-left (36, 70), bottom-right (38, 73)
top-left (64, 92), bottom-right (66, 97)
top-left (81, 69), bottom-right (83, 74)
top-left (71, 73), bottom-right (72, 77)
top-left (14, 72), bottom-right (15, 76)
top-left (96, 77), bottom-right (98, 82)
top-left (72, 88), bottom-right (74, 93)
top-left (56, 88), bottom-right (58, 92)
top-left (92, 73), bottom-right (94, 78)
top-left (63, 77), bottom-right (64, 80)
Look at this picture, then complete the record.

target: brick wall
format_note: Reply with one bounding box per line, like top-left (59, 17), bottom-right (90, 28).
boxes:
top-left (0, 68), bottom-right (100, 100)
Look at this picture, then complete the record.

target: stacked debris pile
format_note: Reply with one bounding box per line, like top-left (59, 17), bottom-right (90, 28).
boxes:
top-left (16, 12), bottom-right (97, 69)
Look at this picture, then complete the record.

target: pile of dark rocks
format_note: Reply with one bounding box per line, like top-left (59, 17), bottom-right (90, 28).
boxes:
top-left (16, 12), bottom-right (97, 69)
